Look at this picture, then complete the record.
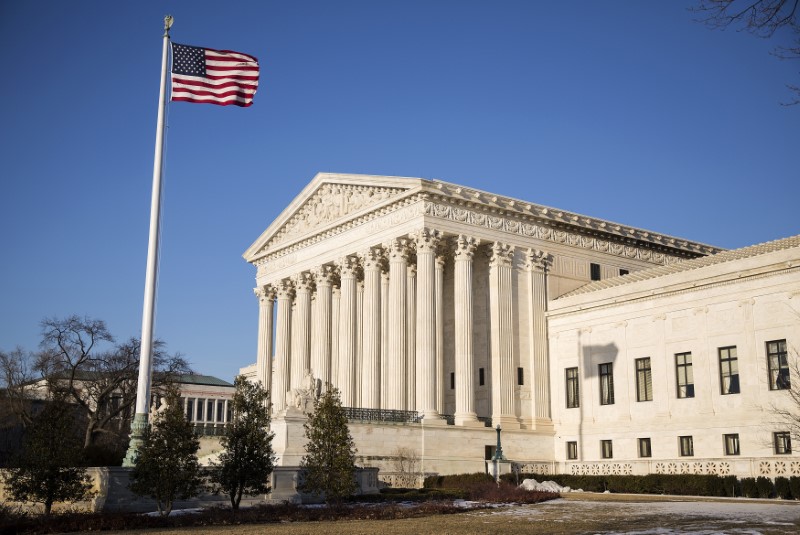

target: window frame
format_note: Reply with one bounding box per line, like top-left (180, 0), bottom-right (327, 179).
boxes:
top-left (679, 435), bottom-right (694, 457)
top-left (724, 433), bottom-right (740, 456)
top-left (590, 263), bottom-right (601, 281)
top-left (566, 441), bottom-right (578, 460)
top-left (638, 437), bottom-right (652, 458)
top-left (599, 362), bottom-right (615, 405)
top-left (719, 346), bottom-right (740, 395)
top-left (517, 367), bottom-right (524, 386)
top-left (636, 357), bottom-right (653, 402)
top-left (566, 367), bottom-right (580, 409)
top-left (774, 432), bottom-right (792, 455)
top-left (675, 352), bottom-right (695, 399)
top-left (601, 439), bottom-right (613, 459)
top-left (767, 339), bottom-right (790, 391)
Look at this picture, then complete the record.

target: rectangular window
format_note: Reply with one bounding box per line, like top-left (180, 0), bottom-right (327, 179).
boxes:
top-left (517, 367), bottom-right (524, 386)
top-left (479, 367), bottom-right (485, 386)
top-left (590, 263), bottom-right (601, 281)
top-left (775, 432), bottom-right (792, 454)
top-left (196, 399), bottom-right (204, 421)
top-left (216, 400), bottom-right (225, 423)
top-left (619, 268), bottom-right (629, 276)
top-left (679, 435), bottom-right (694, 457)
top-left (638, 438), bottom-right (652, 458)
top-left (599, 363), bottom-right (614, 405)
top-left (601, 440), bottom-right (613, 459)
top-left (719, 346), bottom-right (740, 394)
top-left (186, 398), bottom-right (195, 421)
top-left (567, 441), bottom-right (578, 460)
top-left (566, 367), bottom-right (580, 408)
top-left (724, 433), bottom-right (740, 456)
top-left (206, 400), bottom-right (215, 422)
top-left (636, 357), bottom-right (653, 401)
top-left (675, 352), bottom-right (695, 399)
top-left (450, 372), bottom-right (455, 390)
top-left (767, 339), bottom-right (790, 390)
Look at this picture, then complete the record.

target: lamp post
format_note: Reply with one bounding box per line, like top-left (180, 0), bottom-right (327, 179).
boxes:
top-left (492, 424), bottom-right (504, 483)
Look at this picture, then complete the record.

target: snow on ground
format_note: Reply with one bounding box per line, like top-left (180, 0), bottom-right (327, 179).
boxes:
top-left (519, 478), bottom-right (582, 493)
top-left (476, 497), bottom-right (800, 534)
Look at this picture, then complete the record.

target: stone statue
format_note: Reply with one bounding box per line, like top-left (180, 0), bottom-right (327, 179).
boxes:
top-left (148, 396), bottom-right (169, 423)
top-left (285, 369), bottom-right (320, 413)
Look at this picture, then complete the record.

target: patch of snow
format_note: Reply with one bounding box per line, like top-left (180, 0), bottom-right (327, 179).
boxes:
top-left (519, 478), bottom-right (582, 493)
top-left (142, 508), bottom-right (203, 517)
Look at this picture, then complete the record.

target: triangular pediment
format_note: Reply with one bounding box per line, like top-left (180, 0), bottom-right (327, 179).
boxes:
top-left (244, 173), bottom-right (422, 262)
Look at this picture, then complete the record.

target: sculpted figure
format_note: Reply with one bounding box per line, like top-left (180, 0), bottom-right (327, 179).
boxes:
top-left (286, 369), bottom-right (320, 412)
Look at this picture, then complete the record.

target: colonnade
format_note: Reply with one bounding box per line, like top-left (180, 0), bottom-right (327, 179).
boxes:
top-left (254, 228), bottom-right (551, 428)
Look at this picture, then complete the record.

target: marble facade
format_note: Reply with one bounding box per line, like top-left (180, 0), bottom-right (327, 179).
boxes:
top-left (242, 173), bottom-right (798, 477)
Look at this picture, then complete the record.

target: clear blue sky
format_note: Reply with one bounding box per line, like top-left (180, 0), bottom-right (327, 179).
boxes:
top-left (1, 1), bottom-right (797, 381)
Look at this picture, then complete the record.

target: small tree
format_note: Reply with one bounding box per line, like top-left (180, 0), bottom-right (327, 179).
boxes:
top-left (392, 447), bottom-right (421, 488)
top-left (210, 376), bottom-right (275, 511)
top-left (129, 387), bottom-right (202, 516)
top-left (299, 385), bottom-right (357, 503)
top-left (4, 401), bottom-right (92, 516)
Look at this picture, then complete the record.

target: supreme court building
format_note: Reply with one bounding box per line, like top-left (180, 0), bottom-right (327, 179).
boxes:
top-left (242, 173), bottom-right (800, 478)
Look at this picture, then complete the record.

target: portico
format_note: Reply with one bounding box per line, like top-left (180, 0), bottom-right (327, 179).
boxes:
top-left (243, 174), bottom-right (715, 440)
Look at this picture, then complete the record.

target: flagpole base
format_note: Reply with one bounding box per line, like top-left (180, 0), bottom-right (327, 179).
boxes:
top-left (122, 413), bottom-right (149, 467)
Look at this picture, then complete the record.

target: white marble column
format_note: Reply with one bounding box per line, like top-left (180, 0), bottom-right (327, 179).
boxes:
top-left (435, 249), bottom-right (446, 415)
top-left (380, 269), bottom-right (390, 409)
top-left (290, 273), bottom-right (313, 390)
top-left (414, 228), bottom-right (441, 420)
top-left (406, 263), bottom-right (417, 411)
top-left (273, 280), bottom-right (294, 413)
top-left (331, 286), bottom-right (341, 392)
top-left (385, 238), bottom-right (409, 410)
top-left (355, 279), bottom-right (364, 407)
top-left (254, 285), bottom-right (276, 402)
top-left (312, 265), bottom-right (335, 386)
top-left (489, 242), bottom-right (520, 429)
top-left (526, 249), bottom-right (553, 427)
top-left (337, 256), bottom-right (359, 406)
top-left (360, 248), bottom-right (383, 409)
top-left (454, 236), bottom-right (482, 426)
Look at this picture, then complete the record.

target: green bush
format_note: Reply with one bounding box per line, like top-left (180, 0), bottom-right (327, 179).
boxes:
top-left (423, 472), bottom-right (495, 489)
top-left (774, 477), bottom-right (791, 499)
top-left (740, 477), bottom-right (758, 498)
top-left (756, 476), bottom-right (775, 499)
top-left (722, 475), bottom-right (739, 497)
top-left (789, 476), bottom-right (800, 500)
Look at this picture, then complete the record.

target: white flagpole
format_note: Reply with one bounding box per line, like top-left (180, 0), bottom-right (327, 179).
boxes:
top-left (123, 14), bottom-right (174, 467)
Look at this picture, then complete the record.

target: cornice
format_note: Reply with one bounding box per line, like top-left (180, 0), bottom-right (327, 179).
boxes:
top-left (547, 266), bottom-right (799, 320)
top-left (252, 191), bottom-right (716, 275)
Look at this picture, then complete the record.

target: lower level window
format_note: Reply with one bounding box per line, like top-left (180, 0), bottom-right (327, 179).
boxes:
top-left (679, 435), bottom-right (694, 457)
top-left (724, 433), bottom-right (740, 456)
top-left (774, 432), bottom-right (792, 454)
top-left (567, 441), bottom-right (578, 460)
top-left (638, 438), bottom-right (652, 458)
top-left (601, 439), bottom-right (613, 459)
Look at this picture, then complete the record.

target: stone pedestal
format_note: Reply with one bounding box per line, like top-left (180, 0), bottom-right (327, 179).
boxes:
top-left (486, 459), bottom-right (512, 480)
top-left (271, 409), bottom-right (309, 467)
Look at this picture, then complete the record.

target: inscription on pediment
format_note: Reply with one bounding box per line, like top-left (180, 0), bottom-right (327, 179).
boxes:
top-left (265, 183), bottom-right (405, 250)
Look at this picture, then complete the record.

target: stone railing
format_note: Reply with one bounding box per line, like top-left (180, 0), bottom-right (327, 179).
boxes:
top-left (377, 471), bottom-right (436, 489)
top-left (192, 423), bottom-right (228, 436)
top-left (562, 458), bottom-right (800, 478)
top-left (343, 407), bottom-right (422, 424)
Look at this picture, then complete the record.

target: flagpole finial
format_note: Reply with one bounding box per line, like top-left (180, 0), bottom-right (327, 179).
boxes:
top-left (164, 15), bottom-right (174, 35)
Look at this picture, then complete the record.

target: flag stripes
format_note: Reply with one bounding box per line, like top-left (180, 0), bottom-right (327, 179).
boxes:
top-left (171, 43), bottom-right (259, 107)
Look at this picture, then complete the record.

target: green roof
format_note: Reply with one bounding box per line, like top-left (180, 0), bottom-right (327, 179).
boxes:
top-left (176, 374), bottom-right (235, 388)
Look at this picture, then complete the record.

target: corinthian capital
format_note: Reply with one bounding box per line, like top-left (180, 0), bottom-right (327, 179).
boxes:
top-left (275, 279), bottom-right (295, 300)
top-left (337, 255), bottom-right (361, 278)
top-left (384, 238), bottom-right (411, 261)
top-left (312, 265), bottom-right (337, 286)
top-left (488, 242), bottom-right (514, 267)
top-left (453, 235), bottom-right (480, 261)
top-left (411, 227), bottom-right (441, 253)
top-left (292, 272), bottom-right (315, 293)
top-left (254, 284), bottom-right (276, 304)
top-left (526, 248), bottom-right (553, 272)
top-left (358, 246), bottom-right (385, 270)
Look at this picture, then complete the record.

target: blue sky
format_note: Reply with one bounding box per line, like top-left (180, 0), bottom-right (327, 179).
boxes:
top-left (1, 1), bottom-right (797, 381)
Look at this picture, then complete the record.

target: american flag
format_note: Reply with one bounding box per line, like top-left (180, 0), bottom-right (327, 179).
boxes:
top-left (171, 43), bottom-right (259, 107)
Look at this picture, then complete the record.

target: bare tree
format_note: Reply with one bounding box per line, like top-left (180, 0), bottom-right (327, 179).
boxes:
top-left (694, 0), bottom-right (800, 103)
top-left (2, 316), bottom-right (191, 454)
top-left (391, 447), bottom-right (421, 488)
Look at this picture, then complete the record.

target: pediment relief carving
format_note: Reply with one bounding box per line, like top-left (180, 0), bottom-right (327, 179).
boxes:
top-left (263, 183), bottom-right (405, 252)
